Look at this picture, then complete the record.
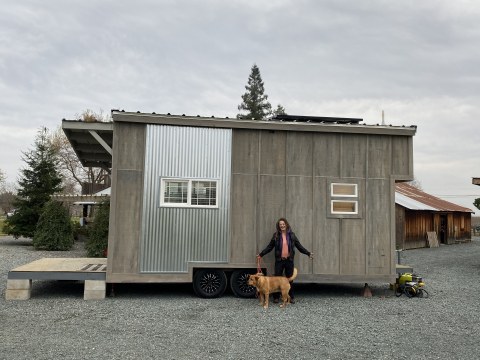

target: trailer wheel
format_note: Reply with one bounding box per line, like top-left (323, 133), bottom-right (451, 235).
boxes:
top-left (230, 269), bottom-right (257, 298)
top-left (193, 269), bottom-right (227, 298)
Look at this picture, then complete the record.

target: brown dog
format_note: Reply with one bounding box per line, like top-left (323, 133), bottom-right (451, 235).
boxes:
top-left (247, 268), bottom-right (298, 309)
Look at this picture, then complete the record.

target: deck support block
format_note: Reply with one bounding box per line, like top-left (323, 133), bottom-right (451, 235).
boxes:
top-left (84, 280), bottom-right (106, 300)
top-left (5, 279), bottom-right (32, 300)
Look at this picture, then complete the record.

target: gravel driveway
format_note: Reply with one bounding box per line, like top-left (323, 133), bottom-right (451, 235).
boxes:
top-left (1, 236), bottom-right (479, 360)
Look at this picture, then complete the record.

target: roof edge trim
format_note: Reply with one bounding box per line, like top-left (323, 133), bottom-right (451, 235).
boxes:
top-left (111, 111), bottom-right (417, 136)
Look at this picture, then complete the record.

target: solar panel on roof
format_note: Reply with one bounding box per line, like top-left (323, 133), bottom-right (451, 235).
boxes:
top-left (273, 114), bottom-right (362, 124)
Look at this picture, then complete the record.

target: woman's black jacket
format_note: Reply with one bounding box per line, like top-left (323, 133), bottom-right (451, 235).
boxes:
top-left (259, 231), bottom-right (311, 261)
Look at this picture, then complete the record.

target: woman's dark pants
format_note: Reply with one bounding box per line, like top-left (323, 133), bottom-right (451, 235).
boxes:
top-left (273, 258), bottom-right (295, 301)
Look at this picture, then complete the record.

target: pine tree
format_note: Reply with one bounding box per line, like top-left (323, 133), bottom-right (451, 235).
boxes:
top-left (273, 104), bottom-right (287, 116)
top-left (4, 127), bottom-right (63, 238)
top-left (237, 64), bottom-right (272, 120)
top-left (33, 200), bottom-right (73, 250)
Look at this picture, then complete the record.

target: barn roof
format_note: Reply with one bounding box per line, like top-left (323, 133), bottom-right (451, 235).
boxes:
top-left (395, 192), bottom-right (437, 211)
top-left (395, 182), bottom-right (473, 213)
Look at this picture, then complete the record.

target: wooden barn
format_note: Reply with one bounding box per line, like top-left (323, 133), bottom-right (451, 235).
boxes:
top-left (395, 183), bottom-right (472, 249)
top-left (62, 111), bottom-right (417, 298)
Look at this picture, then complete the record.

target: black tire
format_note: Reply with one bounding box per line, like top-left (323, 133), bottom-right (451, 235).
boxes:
top-left (230, 269), bottom-right (257, 298)
top-left (417, 288), bottom-right (429, 298)
top-left (395, 285), bottom-right (403, 297)
top-left (404, 286), bottom-right (416, 298)
top-left (193, 269), bottom-right (227, 298)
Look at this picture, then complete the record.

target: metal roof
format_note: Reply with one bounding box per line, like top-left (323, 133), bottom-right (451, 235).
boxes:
top-left (395, 182), bottom-right (473, 213)
top-left (395, 192), bottom-right (437, 211)
top-left (111, 110), bottom-right (417, 137)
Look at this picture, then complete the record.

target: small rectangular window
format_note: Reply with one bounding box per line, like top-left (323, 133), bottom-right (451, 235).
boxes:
top-left (330, 182), bottom-right (359, 216)
top-left (331, 183), bottom-right (357, 197)
top-left (161, 178), bottom-right (218, 208)
top-left (331, 200), bottom-right (358, 214)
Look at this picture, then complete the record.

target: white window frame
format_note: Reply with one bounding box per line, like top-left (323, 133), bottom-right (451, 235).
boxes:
top-left (331, 200), bottom-right (358, 215)
top-left (160, 178), bottom-right (219, 208)
top-left (331, 183), bottom-right (358, 197)
top-left (330, 182), bottom-right (359, 215)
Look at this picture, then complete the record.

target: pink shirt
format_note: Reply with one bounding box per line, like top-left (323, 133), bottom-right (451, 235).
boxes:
top-left (281, 233), bottom-right (289, 258)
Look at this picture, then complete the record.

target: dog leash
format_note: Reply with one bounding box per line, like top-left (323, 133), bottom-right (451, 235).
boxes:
top-left (256, 257), bottom-right (264, 274)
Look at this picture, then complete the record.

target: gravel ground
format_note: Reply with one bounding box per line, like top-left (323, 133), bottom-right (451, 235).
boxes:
top-left (1, 236), bottom-right (479, 360)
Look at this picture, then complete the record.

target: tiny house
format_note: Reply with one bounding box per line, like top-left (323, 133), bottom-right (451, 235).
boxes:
top-left (63, 111), bottom-right (416, 298)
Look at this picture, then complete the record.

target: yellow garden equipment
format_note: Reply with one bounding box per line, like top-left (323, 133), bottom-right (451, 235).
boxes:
top-left (396, 273), bottom-right (429, 298)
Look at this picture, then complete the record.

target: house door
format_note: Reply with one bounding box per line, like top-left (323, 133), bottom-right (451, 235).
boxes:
top-left (440, 215), bottom-right (447, 244)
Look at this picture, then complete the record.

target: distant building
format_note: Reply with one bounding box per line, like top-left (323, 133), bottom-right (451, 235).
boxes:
top-left (395, 183), bottom-right (472, 249)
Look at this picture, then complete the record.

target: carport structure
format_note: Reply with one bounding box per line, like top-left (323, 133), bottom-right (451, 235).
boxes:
top-left (61, 119), bottom-right (113, 170)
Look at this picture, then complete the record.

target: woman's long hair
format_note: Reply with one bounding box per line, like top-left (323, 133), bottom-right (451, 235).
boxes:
top-left (275, 218), bottom-right (291, 238)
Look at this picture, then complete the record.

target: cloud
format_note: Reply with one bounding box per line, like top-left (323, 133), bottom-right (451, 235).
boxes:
top-left (0, 0), bottom-right (479, 211)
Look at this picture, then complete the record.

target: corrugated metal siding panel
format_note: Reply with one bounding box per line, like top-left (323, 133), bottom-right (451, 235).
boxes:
top-left (140, 125), bottom-right (231, 272)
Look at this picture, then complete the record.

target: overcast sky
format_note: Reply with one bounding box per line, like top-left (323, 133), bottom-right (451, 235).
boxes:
top-left (1, 0), bottom-right (480, 212)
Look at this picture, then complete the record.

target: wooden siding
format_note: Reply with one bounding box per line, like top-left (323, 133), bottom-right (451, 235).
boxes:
top-left (442, 212), bottom-right (471, 244)
top-left (366, 179), bottom-right (390, 274)
top-left (395, 207), bottom-right (472, 249)
top-left (231, 129), bottom-right (414, 282)
top-left (341, 134), bottom-right (366, 178)
top-left (392, 137), bottom-right (413, 176)
top-left (404, 210), bottom-right (431, 249)
top-left (230, 130), bottom-right (259, 264)
top-left (313, 134), bottom-right (341, 177)
top-left (395, 205), bottom-right (406, 249)
top-left (230, 174), bottom-right (258, 264)
top-left (107, 123), bottom-right (145, 281)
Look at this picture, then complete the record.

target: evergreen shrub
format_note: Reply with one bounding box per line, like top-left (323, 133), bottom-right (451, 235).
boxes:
top-left (33, 200), bottom-right (73, 250)
top-left (71, 218), bottom-right (88, 240)
top-left (86, 201), bottom-right (110, 257)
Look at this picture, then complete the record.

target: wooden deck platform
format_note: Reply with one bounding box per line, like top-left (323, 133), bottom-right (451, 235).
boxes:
top-left (6, 258), bottom-right (107, 301)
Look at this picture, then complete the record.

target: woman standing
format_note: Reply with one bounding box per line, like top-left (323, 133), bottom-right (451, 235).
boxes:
top-left (257, 218), bottom-right (313, 304)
